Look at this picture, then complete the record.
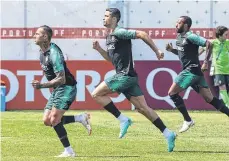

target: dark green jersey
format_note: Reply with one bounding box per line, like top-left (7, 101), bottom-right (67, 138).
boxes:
top-left (39, 43), bottom-right (76, 86)
top-left (106, 26), bottom-right (137, 77)
top-left (176, 31), bottom-right (206, 75)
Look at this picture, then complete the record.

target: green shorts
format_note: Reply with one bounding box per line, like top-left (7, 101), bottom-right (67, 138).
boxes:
top-left (45, 85), bottom-right (77, 110)
top-left (105, 73), bottom-right (143, 100)
top-left (214, 74), bottom-right (229, 86)
top-left (175, 69), bottom-right (208, 93)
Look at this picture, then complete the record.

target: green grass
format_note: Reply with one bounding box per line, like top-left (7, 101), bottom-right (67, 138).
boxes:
top-left (1, 110), bottom-right (229, 161)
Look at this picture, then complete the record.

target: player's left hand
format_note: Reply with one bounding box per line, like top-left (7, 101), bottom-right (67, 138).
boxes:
top-left (201, 62), bottom-right (208, 72)
top-left (31, 80), bottom-right (41, 89)
top-left (156, 50), bottom-right (164, 60)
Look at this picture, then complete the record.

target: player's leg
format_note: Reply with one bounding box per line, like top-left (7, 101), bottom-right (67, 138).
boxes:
top-left (43, 91), bottom-right (55, 126)
top-left (129, 92), bottom-right (176, 152)
top-left (61, 85), bottom-right (92, 135)
top-left (91, 73), bottom-right (135, 138)
top-left (199, 87), bottom-right (229, 117)
top-left (50, 85), bottom-right (77, 157)
top-left (43, 109), bottom-right (52, 126)
top-left (214, 75), bottom-right (229, 107)
top-left (226, 75), bottom-right (229, 106)
top-left (168, 70), bottom-right (196, 132)
top-left (50, 108), bottom-right (75, 157)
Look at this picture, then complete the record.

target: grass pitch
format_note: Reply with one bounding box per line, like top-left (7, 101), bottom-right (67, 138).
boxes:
top-left (1, 110), bottom-right (229, 161)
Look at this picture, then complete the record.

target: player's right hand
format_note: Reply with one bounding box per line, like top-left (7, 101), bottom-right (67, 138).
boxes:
top-left (92, 40), bottom-right (101, 51)
top-left (166, 43), bottom-right (173, 52)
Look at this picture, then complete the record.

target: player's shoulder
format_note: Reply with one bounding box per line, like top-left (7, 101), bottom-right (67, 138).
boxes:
top-left (49, 43), bottom-right (61, 55)
top-left (113, 26), bottom-right (127, 34)
top-left (186, 31), bottom-right (198, 38)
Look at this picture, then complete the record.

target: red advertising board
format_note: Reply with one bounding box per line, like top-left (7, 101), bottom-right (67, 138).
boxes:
top-left (1, 60), bottom-right (215, 110)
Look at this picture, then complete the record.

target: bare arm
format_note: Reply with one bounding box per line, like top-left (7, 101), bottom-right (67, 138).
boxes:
top-left (93, 40), bottom-right (111, 61)
top-left (96, 47), bottom-right (111, 61)
top-left (135, 31), bottom-right (161, 54)
top-left (201, 41), bottom-right (212, 72)
top-left (199, 47), bottom-right (205, 56)
top-left (40, 71), bottom-right (66, 88)
top-left (203, 40), bottom-right (213, 63)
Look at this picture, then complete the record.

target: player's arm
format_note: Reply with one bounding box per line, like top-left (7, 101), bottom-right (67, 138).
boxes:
top-left (203, 40), bottom-right (213, 63)
top-left (187, 34), bottom-right (213, 62)
top-left (93, 40), bottom-right (111, 61)
top-left (40, 71), bottom-right (66, 88)
top-left (165, 43), bottom-right (178, 55)
top-left (115, 28), bottom-right (163, 59)
top-left (40, 50), bottom-right (66, 88)
top-left (187, 33), bottom-right (213, 71)
top-left (199, 47), bottom-right (205, 56)
top-left (135, 30), bottom-right (163, 59)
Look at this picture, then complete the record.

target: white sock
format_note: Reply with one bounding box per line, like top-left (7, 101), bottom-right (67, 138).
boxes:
top-left (117, 114), bottom-right (128, 122)
top-left (64, 146), bottom-right (73, 153)
top-left (163, 128), bottom-right (171, 139)
top-left (74, 115), bottom-right (82, 122)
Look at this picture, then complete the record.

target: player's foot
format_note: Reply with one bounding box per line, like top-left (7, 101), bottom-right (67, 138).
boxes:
top-left (80, 113), bottom-right (92, 135)
top-left (179, 120), bottom-right (195, 133)
top-left (119, 118), bottom-right (132, 139)
top-left (55, 151), bottom-right (76, 157)
top-left (166, 131), bottom-right (176, 152)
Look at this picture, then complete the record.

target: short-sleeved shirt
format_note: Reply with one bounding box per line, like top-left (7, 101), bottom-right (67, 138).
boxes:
top-left (211, 39), bottom-right (229, 75)
top-left (176, 31), bottom-right (207, 75)
top-left (106, 26), bottom-right (137, 77)
top-left (39, 43), bottom-right (76, 86)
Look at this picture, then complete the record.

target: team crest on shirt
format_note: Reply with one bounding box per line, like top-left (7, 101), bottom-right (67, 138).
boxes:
top-left (45, 56), bottom-right (49, 62)
top-left (111, 36), bottom-right (116, 41)
top-left (107, 36), bottom-right (117, 50)
top-left (182, 39), bottom-right (187, 45)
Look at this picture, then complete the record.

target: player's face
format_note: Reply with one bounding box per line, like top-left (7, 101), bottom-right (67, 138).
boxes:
top-left (33, 28), bottom-right (46, 45)
top-left (176, 18), bottom-right (185, 33)
top-left (220, 30), bottom-right (228, 41)
top-left (103, 11), bottom-right (113, 28)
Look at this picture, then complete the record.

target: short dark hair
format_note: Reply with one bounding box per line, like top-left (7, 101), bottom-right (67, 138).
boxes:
top-left (215, 26), bottom-right (228, 38)
top-left (180, 16), bottom-right (192, 29)
top-left (106, 8), bottom-right (121, 23)
top-left (39, 25), bottom-right (53, 41)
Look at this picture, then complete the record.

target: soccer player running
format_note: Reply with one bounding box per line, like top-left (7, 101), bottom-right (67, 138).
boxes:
top-left (166, 16), bottom-right (229, 133)
top-left (32, 25), bottom-right (92, 157)
top-left (92, 8), bottom-right (176, 152)
top-left (200, 26), bottom-right (229, 108)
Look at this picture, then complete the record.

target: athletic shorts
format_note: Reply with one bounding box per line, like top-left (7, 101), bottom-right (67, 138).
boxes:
top-left (175, 69), bottom-right (208, 93)
top-left (45, 84), bottom-right (77, 110)
top-left (105, 73), bottom-right (143, 100)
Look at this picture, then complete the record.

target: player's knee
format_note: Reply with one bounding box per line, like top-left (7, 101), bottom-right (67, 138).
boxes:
top-left (204, 96), bottom-right (212, 103)
top-left (43, 118), bottom-right (51, 126)
top-left (91, 91), bottom-right (100, 101)
top-left (50, 116), bottom-right (61, 127)
top-left (50, 119), bottom-right (60, 127)
top-left (202, 95), bottom-right (213, 103)
top-left (135, 104), bottom-right (148, 114)
top-left (168, 90), bottom-right (177, 96)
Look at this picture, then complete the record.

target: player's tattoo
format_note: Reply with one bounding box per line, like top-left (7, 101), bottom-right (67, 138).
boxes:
top-left (43, 41), bottom-right (49, 50)
top-left (40, 71), bottom-right (66, 88)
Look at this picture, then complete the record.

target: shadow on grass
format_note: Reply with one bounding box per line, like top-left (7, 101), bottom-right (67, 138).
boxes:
top-left (175, 150), bottom-right (229, 154)
top-left (77, 156), bottom-right (140, 158)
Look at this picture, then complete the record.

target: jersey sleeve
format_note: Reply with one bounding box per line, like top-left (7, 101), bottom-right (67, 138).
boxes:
top-left (50, 49), bottom-right (64, 73)
top-left (114, 28), bottom-right (136, 39)
top-left (187, 33), bottom-right (207, 47)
